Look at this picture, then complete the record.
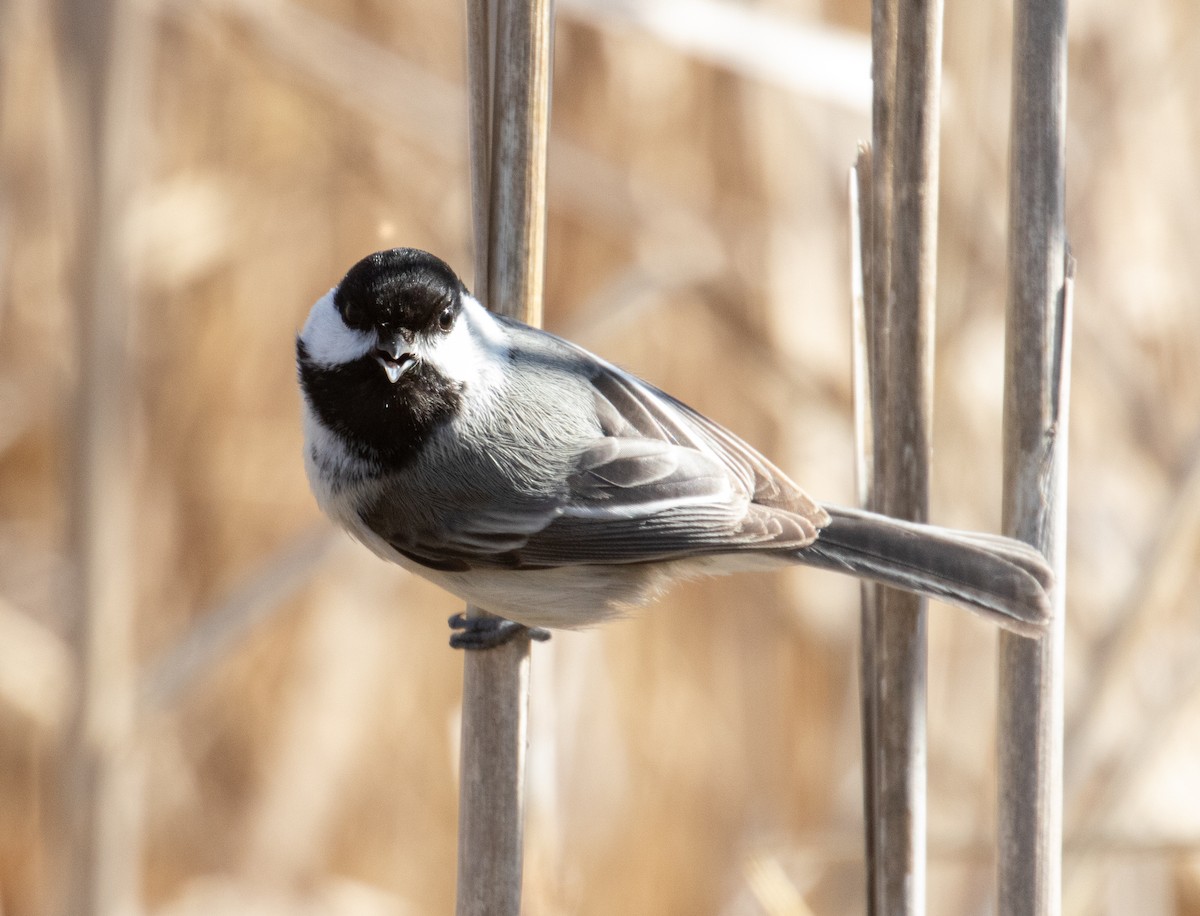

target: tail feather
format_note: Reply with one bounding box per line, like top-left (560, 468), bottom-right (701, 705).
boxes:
top-left (798, 505), bottom-right (1054, 637)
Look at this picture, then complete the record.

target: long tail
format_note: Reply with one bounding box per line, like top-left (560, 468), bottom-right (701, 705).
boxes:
top-left (797, 505), bottom-right (1054, 637)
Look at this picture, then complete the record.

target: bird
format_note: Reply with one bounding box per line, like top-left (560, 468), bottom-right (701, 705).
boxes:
top-left (296, 247), bottom-right (1053, 649)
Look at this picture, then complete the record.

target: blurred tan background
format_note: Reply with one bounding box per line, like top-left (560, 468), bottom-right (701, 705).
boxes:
top-left (3, 0), bottom-right (1200, 913)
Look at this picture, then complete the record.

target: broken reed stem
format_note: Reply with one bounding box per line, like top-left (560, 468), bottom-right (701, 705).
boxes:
top-left (997, 0), bottom-right (1071, 905)
top-left (456, 1), bottom-right (553, 914)
top-left (849, 146), bottom-right (881, 916)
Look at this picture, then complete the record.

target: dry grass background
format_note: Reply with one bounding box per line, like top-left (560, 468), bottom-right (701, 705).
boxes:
top-left (2, 0), bottom-right (1200, 913)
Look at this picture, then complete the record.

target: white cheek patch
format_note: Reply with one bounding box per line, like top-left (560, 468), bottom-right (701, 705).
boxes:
top-left (417, 296), bottom-right (508, 392)
top-left (461, 295), bottom-right (508, 349)
top-left (300, 289), bottom-right (374, 366)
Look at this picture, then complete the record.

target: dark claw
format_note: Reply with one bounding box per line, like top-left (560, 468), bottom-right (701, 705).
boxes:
top-left (448, 613), bottom-right (551, 650)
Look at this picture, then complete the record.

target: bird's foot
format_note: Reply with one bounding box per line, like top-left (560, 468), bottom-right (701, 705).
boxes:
top-left (448, 613), bottom-right (552, 650)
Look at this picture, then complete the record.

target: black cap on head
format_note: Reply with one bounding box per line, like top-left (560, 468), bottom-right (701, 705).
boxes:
top-left (334, 248), bottom-right (468, 334)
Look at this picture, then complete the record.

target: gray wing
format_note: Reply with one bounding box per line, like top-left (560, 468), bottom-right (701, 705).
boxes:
top-left (386, 347), bottom-right (829, 572)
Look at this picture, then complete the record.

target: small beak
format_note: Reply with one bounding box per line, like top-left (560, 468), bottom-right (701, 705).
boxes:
top-left (374, 332), bottom-right (416, 384)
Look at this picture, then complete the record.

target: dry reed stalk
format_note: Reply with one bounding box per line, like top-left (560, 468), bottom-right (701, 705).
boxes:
top-left (466, 0), bottom-right (496, 303)
top-left (482, 0), bottom-right (552, 322)
top-left (998, 0), bottom-right (1071, 906)
top-left (861, 2), bottom-right (896, 911)
top-left (55, 0), bottom-right (153, 912)
top-left (849, 145), bottom-right (881, 915)
top-left (860, 2), bottom-right (895, 909)
top-left (456, 1), bottom-right (553, 913)
top-left (861, 0), bottom-right (943, 910)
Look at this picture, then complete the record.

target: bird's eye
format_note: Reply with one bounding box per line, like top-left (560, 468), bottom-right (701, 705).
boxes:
top-left (438, 306), bottom-right (455, 332)
top-left (341, 301), bottom-right (361, 328)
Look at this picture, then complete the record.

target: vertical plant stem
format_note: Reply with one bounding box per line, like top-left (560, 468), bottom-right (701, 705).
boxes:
top-left (868, 0), bottom-right (896, 402)
top-left (466, 0), bottom-right (495, 302)
top-left (54, 0), bottom-right (152, 912)
top-left (486, 0), bottom-right (553, 325)
top-left (998, 0), bottom-right (1071, 905)
top-left (861, 1), bottom-right (895, 908)
top-left (457, 1), bottom-right (553, 914)
top-left (864, 0), bottom-right (942, 911)
top-left (850, 146), bottom-right (881, 916)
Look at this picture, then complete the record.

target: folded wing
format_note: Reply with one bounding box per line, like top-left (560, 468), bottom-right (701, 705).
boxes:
top-left (383, 357), bottom-right (827, 571)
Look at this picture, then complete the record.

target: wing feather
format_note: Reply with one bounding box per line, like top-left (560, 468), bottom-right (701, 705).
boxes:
top-left (381, 343), bottom-right (827, 571)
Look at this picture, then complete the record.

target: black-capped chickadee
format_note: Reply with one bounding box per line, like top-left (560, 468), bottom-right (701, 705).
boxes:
top-left (297, 248), bottom-right (1052, 648)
